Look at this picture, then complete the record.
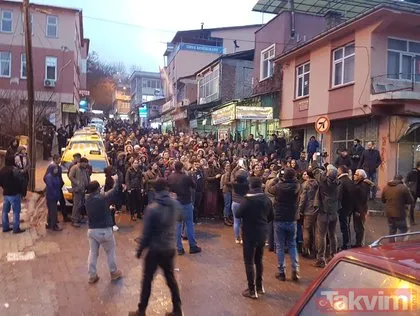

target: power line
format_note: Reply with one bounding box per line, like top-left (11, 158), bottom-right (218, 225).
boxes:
top-left (84, 15), bottom-right (294, 46)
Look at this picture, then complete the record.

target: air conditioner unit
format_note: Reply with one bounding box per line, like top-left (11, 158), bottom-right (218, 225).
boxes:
top-left (44, 79), bottom-right (56, 88)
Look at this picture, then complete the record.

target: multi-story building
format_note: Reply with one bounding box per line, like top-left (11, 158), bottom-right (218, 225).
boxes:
top-left (162, 24), bottom-right (262, 99)
top-left (275, 2), bottom-right (420, 193)
top-left (113, 85), bottom-right (131, 118)
top-left (0, 1), bottom-right (89, 135)
top-left (129, 71), bottom-right (164, 124)
top-left (251, 0), bottom-right (328, 138)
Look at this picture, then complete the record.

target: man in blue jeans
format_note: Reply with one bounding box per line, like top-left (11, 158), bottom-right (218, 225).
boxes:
top-left (1, 156), bottom-right (25, 234)
top-left (168, 161), bottom-right (202, 256)
top-left (267, 168), bottom-right (301, 281)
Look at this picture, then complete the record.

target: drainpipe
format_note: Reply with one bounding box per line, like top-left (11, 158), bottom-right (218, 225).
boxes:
top-left (289, 0), bottom-right (296, 38)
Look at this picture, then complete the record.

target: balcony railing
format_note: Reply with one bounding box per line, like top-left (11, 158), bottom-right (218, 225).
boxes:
top-left (371, 73), bottom-right (417, 95)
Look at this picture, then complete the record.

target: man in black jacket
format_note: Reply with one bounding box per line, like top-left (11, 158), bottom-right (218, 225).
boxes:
top-left (85, 178), bottom-right (122, 284)
top-left (168, 161), bottom-right (201, 255)
top-left (358, 142), bottom-right (381, 199)
top-left (337, 166), bottom-right (356, 250)
top-left (236, 177), bottom-right (273, 299)
top-left (0, 156), bottom-right (25, 234)
top-left (349, 139), bottom-right (364, 177)
top-left (130, 179), bottom-right (183, 316)
top-left (267, 168), bottom-right (301, 281)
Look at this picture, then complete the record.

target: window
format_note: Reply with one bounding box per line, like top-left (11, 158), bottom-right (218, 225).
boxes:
top-left (296, 62), bottom-right (310, 98)
top-left (387, 38), bottom-right (420, 82)
top-left (1, 10), bottom-right (12, 33)
top-left (198, 65), bottom-right (219, 104)
top-left (46, 15), bottom-right (58, 37)
top-left (332, 43), bottom-right (355, 87)
top-left (45, 56), bottom-right (57, 81)
top-left (260, 44), bottom-right (275, 80)
top-left (142, 79), bottom-right (147, 88)
top-left (0, 52), bottom-right (11, 77)
top-left (21, 54), bottom-right (27, 79)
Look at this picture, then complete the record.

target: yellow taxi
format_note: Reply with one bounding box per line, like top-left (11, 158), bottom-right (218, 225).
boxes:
top-left (60, 143), bottom-right (110, 204)
top-left (64, 133), bottom-right (105, 153)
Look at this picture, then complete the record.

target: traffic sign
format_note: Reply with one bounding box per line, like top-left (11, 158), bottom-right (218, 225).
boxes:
top-left (315, 116), bottom-right (330, 134)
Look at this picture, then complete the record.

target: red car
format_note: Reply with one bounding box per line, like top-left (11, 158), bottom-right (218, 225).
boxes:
top-left (288, 232), bottom-right (420, 315)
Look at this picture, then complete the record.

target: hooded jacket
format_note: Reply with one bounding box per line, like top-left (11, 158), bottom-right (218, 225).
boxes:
top-left (381, 180), bottom-right (414, 219)
top-left (230, 166), bottom-right (249, 203)
top-left (314, 173), bottom-right (342, 218)
top-left (235, 189), bottom-right (274, 244)
top-left (168, 171), bottom-right (196, 205)
top-left (68, 163), bottom-right (90, 193)
top-left (85, 180), bottom-right (118, 229)
top-left (137, 191), bottom-right (180, 254)
top-left (44, 166), bottom-right (62, 201)
top-left (338, 173), bottom-right (357, 216)
top-left (268, 178), bottom-right (300, 222)
top-left (298, 178), bottom-right (319, 216)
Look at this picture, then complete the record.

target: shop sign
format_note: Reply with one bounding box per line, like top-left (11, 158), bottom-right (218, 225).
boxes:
top-left (212, 104), bottom-right (236, 125)
top-left (161, 100), bottom-right (174, 113)
top-left (62, 103), bottom-right (77, 113)
top-left (173, 110), bottom-right (188, 121)
top-left (79, 89), bottom-right (90, 97)
top-left (236, 106), bottom-right (273, 120)
top-left (179, 43), bottom-right (224, 54)
top-left (190, 119), bottom-right (198, 128)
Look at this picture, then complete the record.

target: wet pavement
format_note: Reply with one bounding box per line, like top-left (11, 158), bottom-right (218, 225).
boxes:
top-left (0, 207), bottom-right (408, 316)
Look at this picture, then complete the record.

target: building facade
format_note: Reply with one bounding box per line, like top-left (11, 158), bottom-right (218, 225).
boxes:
top-left (113, 86), bottom-right (131, 117)
top-left (0, 1), bottom-right (88, 134)
top-left (275, 4), bottom-right (420, 193)
top-left (129, 71), bottom-right (164, 124)
top-left (162, 25), bottom-right (261, 101)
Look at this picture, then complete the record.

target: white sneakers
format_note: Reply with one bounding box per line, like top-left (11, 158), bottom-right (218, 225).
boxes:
top-left (113, 225), bottom-right (119, 232)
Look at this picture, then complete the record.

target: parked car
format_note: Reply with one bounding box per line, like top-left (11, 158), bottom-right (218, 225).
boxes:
top-left (288, 232), bottom-right (420, 315)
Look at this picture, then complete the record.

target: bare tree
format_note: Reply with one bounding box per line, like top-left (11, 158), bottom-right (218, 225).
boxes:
top-left (0, 89), bottom-right (56, 137)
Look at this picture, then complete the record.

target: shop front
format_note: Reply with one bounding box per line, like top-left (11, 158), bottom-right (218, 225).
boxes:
top-left (173, 109), bottom-right (189, 132)
top-left (62, 103), bottom-right (78, 127)
top-left (235, 105), bottom-right (273, 139)
top-left (161, 112), bottom-right (174, 134)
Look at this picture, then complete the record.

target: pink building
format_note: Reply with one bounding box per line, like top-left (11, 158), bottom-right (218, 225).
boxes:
top-left (0, 1), bottom-right (89, 134)
top-left (276, 3), bottom-right (420, 193)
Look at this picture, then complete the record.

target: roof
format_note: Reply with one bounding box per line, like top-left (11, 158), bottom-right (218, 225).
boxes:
top-left (274, 3), bottom-right (420, 63)
top-left (169, 24), bottom-right (263, 44)
top-left (252, 0), bottom-right (420, 19)
top-left (194, 49), bottom-right (255, 76)
top-left (129, 71), bottom-right (161, 81)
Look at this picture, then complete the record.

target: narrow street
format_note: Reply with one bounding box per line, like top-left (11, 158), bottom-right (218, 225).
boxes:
top-left (0, 162), bottom-right (400, 316)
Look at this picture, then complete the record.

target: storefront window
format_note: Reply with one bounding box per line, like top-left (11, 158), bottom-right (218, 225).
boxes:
top-left (332, 119), bottom-right (378, 155)
top-left (398, 126), bottom-right (420, 177)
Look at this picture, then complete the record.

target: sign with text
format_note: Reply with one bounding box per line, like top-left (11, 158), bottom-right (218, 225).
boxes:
top-left (179, 43), bottom-right (224, 54)
top-left (62, 103), bottom-right (77, 113)
top-left (212, 104), bottom-right (236, 125)
top-left (161, 100), bottom-right (174, 113)
top-left (79, 90), bottom-right (90, 97)
top-left (236, 106), bottom-right (273, 120)
top-left (173, 110), bottom-right (188, 121)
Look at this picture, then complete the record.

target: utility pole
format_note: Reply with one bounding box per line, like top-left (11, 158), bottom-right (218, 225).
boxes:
top-left (23, 0), bottom-right (36, 191)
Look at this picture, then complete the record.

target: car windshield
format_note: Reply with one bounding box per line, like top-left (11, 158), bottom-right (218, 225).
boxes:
top-left (300, 261), bottom-right (420, 315)
top-left (61, 160), bottom-right (107, 173)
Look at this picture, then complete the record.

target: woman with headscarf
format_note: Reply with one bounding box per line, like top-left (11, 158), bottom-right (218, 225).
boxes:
top-left (104, 166), bottom-right (121, 232)
top-left (44, 164), bottom-right (63, 231)
top-left (203, 157), bottom-right (222, 217)
top-left (6, 137), bottom-right (19, 160)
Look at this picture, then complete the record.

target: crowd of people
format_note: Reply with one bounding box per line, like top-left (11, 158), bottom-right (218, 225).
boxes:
top-left (1, 118), bottom-right (418, 316)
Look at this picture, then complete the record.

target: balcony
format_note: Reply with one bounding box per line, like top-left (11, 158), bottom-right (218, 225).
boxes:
top-left (371, 73), bottom-right (420, 102)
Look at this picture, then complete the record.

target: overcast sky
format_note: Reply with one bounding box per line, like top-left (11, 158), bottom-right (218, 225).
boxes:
top-left (33, 0), bottom-right (273, 73)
